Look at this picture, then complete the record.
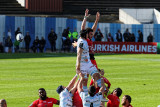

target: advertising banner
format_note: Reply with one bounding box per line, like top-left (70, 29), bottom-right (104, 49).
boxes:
top-left (93, 42), bottom-right (159, 54)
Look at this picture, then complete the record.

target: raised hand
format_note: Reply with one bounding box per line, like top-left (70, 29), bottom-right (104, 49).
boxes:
top-left (96, 12), bottom-right (100, 21)
top-left (85, 9), bottom-right (91, 18)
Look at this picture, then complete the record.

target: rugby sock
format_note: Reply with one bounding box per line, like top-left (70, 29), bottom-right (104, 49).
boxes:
top-left (96, 79), bottom-right (102, 87)
top-left (75, 74), bottom-right (78, 77)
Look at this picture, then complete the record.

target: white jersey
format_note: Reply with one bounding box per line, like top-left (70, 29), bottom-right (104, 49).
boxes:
top-left (60, 88), bottom-right (73, 107)
top-left (77, 38), bottom-right (90, 64)
top-left (76, 38), bottom-right (98, 76)
top-left (80, 91), bottom-right (103, 107)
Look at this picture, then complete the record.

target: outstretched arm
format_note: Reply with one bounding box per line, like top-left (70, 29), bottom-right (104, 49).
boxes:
top-left (99, 78), bottom-right (105, 96)
top-left (66, 75), bottom-right (78, 91)
top-left (70, 77), bottom-right (80, 95)
top-left (81, 9), bottom-right (90, 30)
top-left (92, 12), bottom-right (100, 35)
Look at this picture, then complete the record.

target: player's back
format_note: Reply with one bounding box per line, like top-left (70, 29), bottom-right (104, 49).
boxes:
top-left (80, 92), bottom-right (103, 107)
top-left (60, 88), bottom-right (73, 107)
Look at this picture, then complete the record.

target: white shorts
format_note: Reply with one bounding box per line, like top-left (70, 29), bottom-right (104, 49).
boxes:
top-left (80, 61), bottom-right (98, 76)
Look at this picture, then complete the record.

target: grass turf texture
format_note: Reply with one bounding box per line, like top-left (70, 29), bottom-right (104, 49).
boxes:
top-left (0, 53), bottom-right (160, 107)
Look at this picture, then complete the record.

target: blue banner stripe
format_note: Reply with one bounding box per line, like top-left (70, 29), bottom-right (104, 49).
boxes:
top-left (25, 17), bottom-right (35, 47)
top-left (45, 17), bottom-right (56, 48)
top-left (5, 16), bottom-right (15, 42)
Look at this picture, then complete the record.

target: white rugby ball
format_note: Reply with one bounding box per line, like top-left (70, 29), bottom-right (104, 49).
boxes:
top-left (16, 33), bottom-right (24, 42)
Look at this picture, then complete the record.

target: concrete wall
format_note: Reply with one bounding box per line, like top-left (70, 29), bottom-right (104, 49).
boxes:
top-left (153, 9), bottom-right (160, 24)
top-left (17, 0), bottom-right (25, 7)
top-left (119, 9), bottom-right (140, 24)
top-left (119, 8), bottom-right (154, 24)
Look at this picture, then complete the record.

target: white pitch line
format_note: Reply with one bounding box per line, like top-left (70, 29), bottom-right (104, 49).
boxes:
top-left (96, 57), bottom-right (160, 62)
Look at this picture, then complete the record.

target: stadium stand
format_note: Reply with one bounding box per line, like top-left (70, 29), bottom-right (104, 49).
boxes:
top-left (63, 0), bottom-right (160, 15)
top-left (0, 0), bottom-right (28, 14)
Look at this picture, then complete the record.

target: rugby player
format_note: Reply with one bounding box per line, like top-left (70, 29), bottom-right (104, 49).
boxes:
top-left (0, 99), bottom-right (7, 107)
top-left (78, 74), bottom-right (105, 107)
top-left (29, 88), bottom-right (59, 107)
top-left (56, 74), bottom-right (79, 107)
top-left (121, 95), bottom-right (133, 107)
top-left (73, 9), bottom-right (100, 68)
top-left (106, 88), bottom-right (122, 107)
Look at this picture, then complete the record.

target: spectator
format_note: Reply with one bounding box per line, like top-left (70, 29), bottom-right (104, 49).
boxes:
top-left (7, 29), bottom-right (12, 38)
top-left (62, 28), bottom-right (69, 40)
top-left (107, 33), bottom-right (114, 42)
top-left (56, 74), bottom-right (79, 107)
top-left (138, 30), bottom-right (143, 42)
top-left (28, 88), bottom-right (59, 107)
top-left (31, 36), bottom-right (39, 53)
top-left (68, 29), bottom-right (72, 42)
top-left (121, 95), bottom-right (133, 107)
top-left (5, 36), bottom-right (13, 53)
top-left (115, 30), bottom-right (122, 42)
top-left (72, 28), bottom-right (78, 42)
top-left (14, 40), bottom-right (20, 53)
top-left (147, 33), bottom-right (153, 42)
top-left (72, 28), bottom-right (78, 52)
top-left (94, 28), bottom-right (103, 41)
top-left (15, 27), bottom-right (21, 38)
top-left (62, 27), bottom-right (72, 52)
top-left (39, 37), bottom-right (46, 53)
top-left (48, 29), bottom-right (57, 52)
top-left (123, 28), bottom-right (131, 42)
top-left (24, 32), bottom-right (31, 53)
top-left (130, 33), bottom-right (135, 42)
top-left (106, 88), bottom-right (122, 107)
top-left (0, 99), bottom-right (7, 107)
top-left (0, 42), bottom-right (4, 53)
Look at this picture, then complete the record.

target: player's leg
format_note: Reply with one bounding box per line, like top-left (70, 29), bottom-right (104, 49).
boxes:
top-left (89, 64), bottom-right (102, 88)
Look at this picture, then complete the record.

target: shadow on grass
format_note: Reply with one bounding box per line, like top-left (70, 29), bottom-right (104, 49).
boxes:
top-left (0, 53), bottom-right (127, 59)
top-left (0, 53), bottom-right (77, 59)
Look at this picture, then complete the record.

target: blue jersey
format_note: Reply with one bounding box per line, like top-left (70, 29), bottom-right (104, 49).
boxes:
top-left (60, 88), bottom-right (73, 107)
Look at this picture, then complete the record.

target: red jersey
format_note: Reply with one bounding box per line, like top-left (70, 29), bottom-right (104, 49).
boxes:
top-left (86, 38), bottom-right (98, 68)
top-left (107, 94), bottom-right (120, 107)
top-left (72, 90), bottom-right (83, 107)
top-left (29, 97), bottom-right (58, 107)
top-left (86, 38), bottom-right (93, 53)
top-left (90, 77), bottom-right (111, 93)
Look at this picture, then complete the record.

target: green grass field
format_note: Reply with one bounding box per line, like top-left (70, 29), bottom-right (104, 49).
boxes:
top-left (0, 53), bottom-right (160, 107)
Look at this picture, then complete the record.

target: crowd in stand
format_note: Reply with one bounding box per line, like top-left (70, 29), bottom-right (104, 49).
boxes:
top-left (0, 26), bottom-right (154, 54)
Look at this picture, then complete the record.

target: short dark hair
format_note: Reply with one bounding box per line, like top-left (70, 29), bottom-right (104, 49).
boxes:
top-left (88, 86), bottom-right (96, 97)
top-left (114, 88), bottom-right (122, 97)
top-left (39, 88), bottom-right (45, 92)
top-left (124, 95), bottom-right (131, 103)
top-left (80, 30), bottom-right (87, 39)
top-left (56, 85), bottom-right (64, 94)
top-left (86, 28), bottom-right (93, 34)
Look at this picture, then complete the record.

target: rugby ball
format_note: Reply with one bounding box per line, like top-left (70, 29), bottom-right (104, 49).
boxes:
top-left (16, 33), bottom-right (24, 42)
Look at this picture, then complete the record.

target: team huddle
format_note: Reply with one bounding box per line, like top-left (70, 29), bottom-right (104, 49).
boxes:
top-left (28, 9), bottom-right (133, 107)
